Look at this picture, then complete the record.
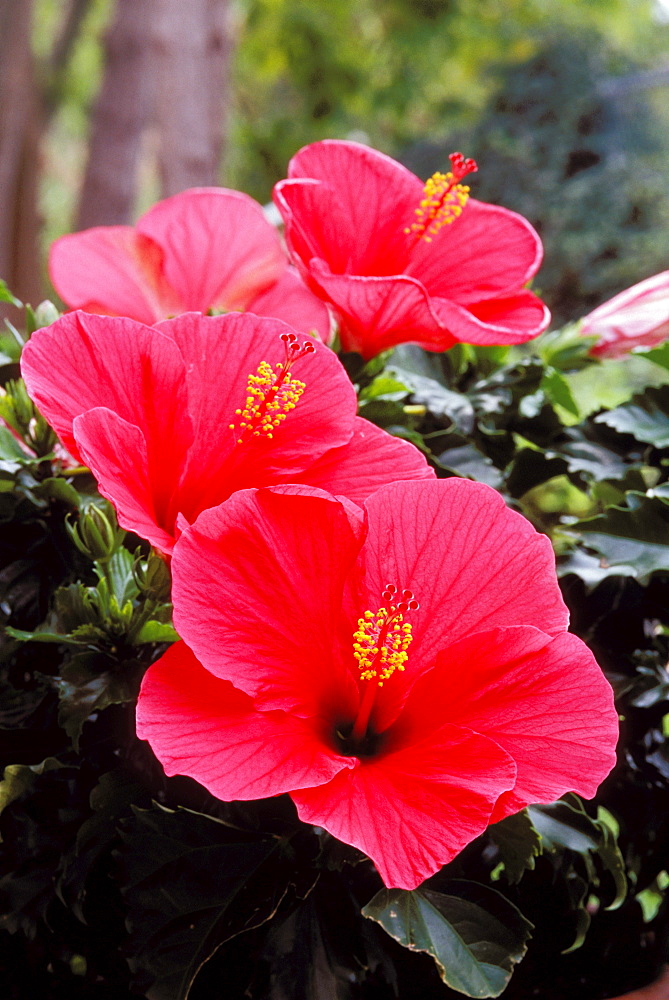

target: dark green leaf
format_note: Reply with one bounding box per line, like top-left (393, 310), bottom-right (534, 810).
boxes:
top-left (57, 651), bottom-right (144, 749)
top-left (0, 676), bottom-right (48, 728)
top-left (0, 758), bottom-right (63, 817)
top-left (488, 811), bottom-right (542, 885)
top-left (560, 440), bottom-right (629, 482)
top-left (33, 476), bottom-right (81, 507)
top-left (572, 493), bottom-right (669, 582)
top-left (362, 881), bottom-right (532, 998)
top-left (595, 386), bottom-right (669, 447)
top-left (527, 797), bottom-right (626, 911)
top-left (263, 874), bottom-right (374, 1000)
top-left (118, 803), bottom-right (281, 1000)
top-left (388, 367), bottom-right (475, 433)
top-left (5, 626), bottom-right (83, 645)
top-left (437, 444), bottom-right (503, 488)
top-left (59, 769), bottom-right (147, 917)
top-left (527, 799), bottom-right (600, 854)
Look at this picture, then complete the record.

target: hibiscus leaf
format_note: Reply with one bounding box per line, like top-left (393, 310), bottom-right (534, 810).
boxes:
top-left (134, 620), bottom-right (179, 644)
top-left (560, 440), bottom-right (630, 482)
top-left (117, 803), bottom-right (283, 1000)
top-left (0, 758), bottom-right (63, 817)
top-left (262, 873), bottom-right (382, 1000)
top-left (594, 385), bottom-right (669, 448)
top-left (541, 366), bottom-right (580, 420)
top-left (0, 279), bottom-right (22, 307)
top-left (56, 651), bottom-right (144, 750)
top-left (32, 476), bottom-right (81, 507)
top-left (387, 366), bottom-right (476, 434)
top-left (488, 810), bottom-right (542, 885)
top-left (58, 768), bottom-right (148, 919)
top-left (527, 796), bottom-right (627, 912)
top-left (362, 880), bottom-right (533, 998)
top-left (642, 341), bottom-right (669, 372)
top-left (570, 493), bottom-right (669, 582)
top-left (437, 443), bottom-right (504, 488)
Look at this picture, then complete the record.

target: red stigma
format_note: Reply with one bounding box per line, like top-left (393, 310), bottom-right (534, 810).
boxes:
top-left (449, 152), bottom-right (478, 183)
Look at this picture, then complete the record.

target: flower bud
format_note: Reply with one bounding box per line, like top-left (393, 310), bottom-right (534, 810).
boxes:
top-left (33, 300), bottom-right (61, 330)
top-left (582, 270), bottom-right (669, 359)
top-left (67, 503), bottom-right (120, 562)
top-left (133, 551), bottom-right (171, 602)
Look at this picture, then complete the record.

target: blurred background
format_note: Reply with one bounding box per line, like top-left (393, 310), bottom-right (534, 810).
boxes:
top-left (1, 0), bottom-right (668, 326)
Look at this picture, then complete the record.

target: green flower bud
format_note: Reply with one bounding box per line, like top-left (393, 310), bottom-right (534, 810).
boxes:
top-left (67, 503), bottom-right (119, 562)
top-left (133, 550), bottom-right (171, 602)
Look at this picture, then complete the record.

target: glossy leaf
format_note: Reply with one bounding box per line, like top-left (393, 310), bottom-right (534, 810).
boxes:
top-left (118, 803), bottom-right (281, 1000)
top-left (488, 810), bottom-right (542, 885)
top-left (362, 880), bottom-right (532, 998)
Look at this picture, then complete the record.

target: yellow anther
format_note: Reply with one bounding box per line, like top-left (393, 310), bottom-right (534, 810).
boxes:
top-left (353, 598), bottom-right (415, 687)
top-left (229, 332), bottom-right (314, 444)
top-left (405, 172), bottom-right (470, 241)
top-left (404, 152), bottom-right (478, 243)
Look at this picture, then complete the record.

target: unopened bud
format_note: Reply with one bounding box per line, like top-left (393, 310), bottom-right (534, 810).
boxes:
top-left (133, 550), bottom-right (171, 602)
top-left (67, 503), bottom-right (121, 562)
top-left (33, 300), bottom-right (61, 330)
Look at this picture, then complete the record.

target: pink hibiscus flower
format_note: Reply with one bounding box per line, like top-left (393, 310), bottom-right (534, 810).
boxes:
top-left (582, 271), bottom-right (669, 359)
top-left (21, 311), bottom-right (434, 555)
top-left (49, 187), bottom-right (331, 340)
top-left (273, 140), bottom-right (551, 358)
top-left (136, 479), bottom-right (618, 889)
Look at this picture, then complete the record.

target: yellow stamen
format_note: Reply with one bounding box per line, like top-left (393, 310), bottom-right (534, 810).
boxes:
top-left (350, 584), bottom-right (420, 742)
top-left (353, 608), bottom-right (412, 686)
top-left (405, 152), bottom-right (478, 242)
top-left (229, 331), bottom-right (314, 444)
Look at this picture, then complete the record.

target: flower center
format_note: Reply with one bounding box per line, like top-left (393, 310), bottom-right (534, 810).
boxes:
top-left (349, 584), bottom-right (419, 743)
top-left (229, 331), bottom-right (315, 445)
top-left (405, 152), bottom-right (478, 243)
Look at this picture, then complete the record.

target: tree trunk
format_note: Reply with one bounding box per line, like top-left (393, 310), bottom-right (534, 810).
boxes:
top-left (76, 0), bottom-right (156, 229)
top-left (152, 0), bottom-right (231, 197)
top-left (76, 0), bottom-right (232, 229)
top-left (0, 0), bottom-right (43, 309)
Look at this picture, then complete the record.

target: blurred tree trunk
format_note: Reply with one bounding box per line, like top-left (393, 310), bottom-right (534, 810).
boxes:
top-left (77, 0), bottom-right (155, 229)
top-left (0, 0), bottom-right (42, 308)
top-left (153, 0), bottom-right (231, 197)
top-left (77, 0), bottom-right (232, 229)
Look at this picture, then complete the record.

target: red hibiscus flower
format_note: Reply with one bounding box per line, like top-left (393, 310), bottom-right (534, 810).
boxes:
top-left (136, 479), bottom-right (618, 889)
top-left (273, 140), bottom-right (551, 358)
top-left (21, 311), bottom-right (434, 555)
top-left (49, 187), bottom-right (331, 340)
top-left (582, 270), bottom-right (669, 359)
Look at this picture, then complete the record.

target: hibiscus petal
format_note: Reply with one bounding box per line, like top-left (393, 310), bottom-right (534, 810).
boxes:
top-left (153, 313), bottom-right (357, 522)
top-left (291, 723), bottom-right (516, 889)
top-left (408, 626), bottom-right (618, 821)
top-left (49, 227), bottom-right (182, 324)
top-left (406, 200), bottom-right (544, 304)
top-left (137, 188), bottom-right (286, 312)
top-left (171, 487), bottom-right (365, 719)
top-left (248, 266), bottom-right (332, 342)
top-left (306, 261), bottom-right (452, 358)
top-left (73, 409), bottom-right (175, 555)
top-left (298, 416), bottom-right (435, 501)
top-left (137, 642), bottom-right (355, 799)
top-left (277, 140), bottom-right (422, 276)
top-left (354, 479), bottom-right (569, 730)
top-left (21, 312), bottom-right (192, 468)
top-left (430, 290), bottom-right (551, 345)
